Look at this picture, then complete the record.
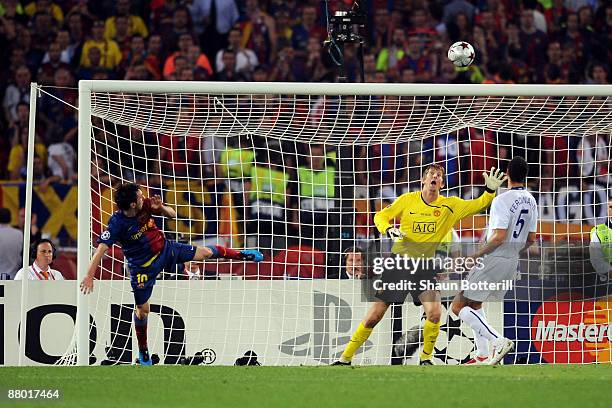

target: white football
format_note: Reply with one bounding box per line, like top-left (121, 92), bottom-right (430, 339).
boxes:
top-left (447, 41), bottom-right (475, 67)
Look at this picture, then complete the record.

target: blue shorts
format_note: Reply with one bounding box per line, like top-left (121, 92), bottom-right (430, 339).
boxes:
top-left (129, 240), bottom-right (197, 305)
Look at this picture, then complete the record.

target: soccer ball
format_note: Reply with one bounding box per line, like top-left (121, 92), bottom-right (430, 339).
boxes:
top-left (447, 41), bottom-right (475, 67)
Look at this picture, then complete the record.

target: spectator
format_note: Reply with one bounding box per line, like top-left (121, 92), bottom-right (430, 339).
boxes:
top-left (145, 33), bottom-right (164, 77)
top-left (37, 41), bottom-right (71, 85)
top-left (290, 5), bottom-right (324, 51)
top-left (163, 33), bottom-right (212, 79)
top-left (0, 208), bottom-right (23, 280)
top-left (24, 0), bottom-right (63, 24)
top-left (239, 0), bottom-right (277, 65)
top-left (30, 11), bottom-right (56, 54)
top-left (301, 36), bottom-right (332, 82)
top-left (104, 0), bottom-right (148, 41)
top-left (268, 45), bottom-right (295, 82)
top-left (443, 0), bottom-right (475, 26)
top-left (252, 65), bottom-right (269, 81)
top-left (343, 247), bottom-right (366, 279)
top-left (561, 13), bottom-right (588, 70)
top-left (397, 35), bottom-right (434, 82)
top-left (42, 29), bottom-right (73, 64)
top-left (78, 46), bottom-right (106, 79)
top-left (369, 8), bottom-right (391, 56)
top-left (214, 48), bottom-right (249, 81)
top-left (545, 0), bottom-right (569, 37)
top-left (376, 27), bottom-right (406, 73)
top-left (13, 25), bottom-right (42, 74)
top-left (18, 207), bottom-right (42, 243)
top-left (520, 8), bottom-right (548, 81)
top-left (7, 125), bottom-right (47, 180)
top-left (188, 0), bottom-right (239, 58)
top-left (80, 20), bottom-right (122, 71)
top-left (14, 239), bottom-right (64, 280)
top-left (151, 0), bottom-right (181, 37)
top-left (273, 8), bottom-right (293, 49)
top-left (39, 68), bottom-right (77, 143)
top-left (111, 15), bottom-right (133, 52)
top-left (47, 132), bottom-right (77, 182)
top-left (247, 151), bottom-right (289, 253)
top-left (292, 144), bottom-right (336, 252)
top-left (587, 63), bottom-right (609, 84)
top-left (187, 45), bottom-right (213, 80)
top-left (3, 65), bottom-right (31, 124)
top-left (215, 27), bottom-right (258, 74)
top-left (66, 12), bottom-right (85, 62)
top-left (121, 35), bottom-right (161, 80)
top-left (161, 5), bottom-right (194, 53)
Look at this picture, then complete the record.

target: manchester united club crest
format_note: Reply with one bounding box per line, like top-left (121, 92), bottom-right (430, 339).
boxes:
top-left (433, 209), bottom-right (441, 217)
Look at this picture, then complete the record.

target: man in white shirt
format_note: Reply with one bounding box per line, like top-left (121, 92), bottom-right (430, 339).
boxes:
top-left (0, 208), bottom-right (23, 280)
top-left (47, 135), bottom-right (77, 181)
top-left (215, 28), bottom-right (258, 74)
top-left (15, 239), bottom-right (64, 280)
top-left (451, 156), bottom-right (538, 365)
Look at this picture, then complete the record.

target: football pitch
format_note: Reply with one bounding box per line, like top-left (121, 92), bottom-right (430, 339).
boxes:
top-left (1, 365), bottom-right (611, 408)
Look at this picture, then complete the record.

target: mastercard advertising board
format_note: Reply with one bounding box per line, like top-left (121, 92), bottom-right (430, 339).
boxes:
top-left (505, 280), bottom-right (612, 364)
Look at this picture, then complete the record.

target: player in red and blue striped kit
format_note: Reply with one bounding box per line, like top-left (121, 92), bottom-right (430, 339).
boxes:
top-left (80, 183), bottom-right (263, 365)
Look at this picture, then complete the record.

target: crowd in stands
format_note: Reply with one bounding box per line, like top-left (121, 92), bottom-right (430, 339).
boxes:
top-left (1, 0), bottom-right (610, 180)
top-left (0, 1), bottom-right (610, 277)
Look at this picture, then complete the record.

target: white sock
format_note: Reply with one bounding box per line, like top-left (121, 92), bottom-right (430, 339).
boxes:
top-left (458, 306), bottom-right (502, 345)
top-left (472, 308), bottom-right (490, 357)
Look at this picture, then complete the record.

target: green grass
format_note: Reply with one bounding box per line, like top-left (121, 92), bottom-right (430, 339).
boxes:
top-left (1, 365), bottom-right (611, 408)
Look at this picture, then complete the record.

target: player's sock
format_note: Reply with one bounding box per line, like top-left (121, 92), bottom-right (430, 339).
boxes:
top-left (207, 245), bottom-right (241, 260)
top-left (340, 322), bottom-right (373, 363)
top-left (133, 313), bottom-right (148, 352)
top-left (473, 308), bottom-right (490, 357)
top-left (458, 306), bottom-right (501, 343)
top-left (419, 319), bottom-right (440, 361)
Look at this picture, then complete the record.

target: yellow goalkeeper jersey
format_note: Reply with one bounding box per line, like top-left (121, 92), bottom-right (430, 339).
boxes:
top-left (374, 190), bottom-right (495, 257)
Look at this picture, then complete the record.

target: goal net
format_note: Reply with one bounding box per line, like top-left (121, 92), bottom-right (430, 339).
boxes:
top-left (60, 82), bottom-right (612, 365)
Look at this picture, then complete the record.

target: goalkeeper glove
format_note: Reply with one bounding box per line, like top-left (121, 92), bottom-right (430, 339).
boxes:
top-left (239, 249), bottom-right (264, 262)
top-left (482, 167), bottom-right (507, 192)
top-left (386, 227), bottom-right (406, 242)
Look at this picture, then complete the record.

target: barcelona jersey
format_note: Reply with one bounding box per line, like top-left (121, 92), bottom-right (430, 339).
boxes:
top-left (98, 199), bottom-right (166, 269)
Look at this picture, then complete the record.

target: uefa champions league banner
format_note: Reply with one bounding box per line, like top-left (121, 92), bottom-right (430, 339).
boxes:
top-left (1, 281), bottom-right (501, 366)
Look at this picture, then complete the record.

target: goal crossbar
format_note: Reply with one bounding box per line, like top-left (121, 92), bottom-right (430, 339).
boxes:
top-left (79, 81), bottom-right (612, 97)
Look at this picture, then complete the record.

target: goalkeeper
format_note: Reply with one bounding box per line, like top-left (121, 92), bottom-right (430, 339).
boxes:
top-left (333, 164), bottom-right (505, 365)
top-left (80, 183), bottom-right (263, 365)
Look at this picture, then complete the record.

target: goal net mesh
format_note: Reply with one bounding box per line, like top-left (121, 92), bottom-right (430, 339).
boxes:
top-left (74, 88), bottom-right (612, 365)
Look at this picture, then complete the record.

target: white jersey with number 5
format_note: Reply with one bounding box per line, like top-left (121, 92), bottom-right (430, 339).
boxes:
top-left (486, 187), bottom-right (538, 258)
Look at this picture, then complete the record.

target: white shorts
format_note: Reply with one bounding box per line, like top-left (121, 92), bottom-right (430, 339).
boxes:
top-left (463, 256), bottom-right (518, 302)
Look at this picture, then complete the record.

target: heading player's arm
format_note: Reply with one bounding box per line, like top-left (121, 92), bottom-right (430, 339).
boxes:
top-left (150, 195), bottom-right (176, 219)
top-left (80, 243), bottom-right (109, 294)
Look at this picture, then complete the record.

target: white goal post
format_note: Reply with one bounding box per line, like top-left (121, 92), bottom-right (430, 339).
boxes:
top-left (70, 81), bottom-right (612, 366)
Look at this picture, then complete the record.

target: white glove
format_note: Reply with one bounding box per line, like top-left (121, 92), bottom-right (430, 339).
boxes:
top-left (482, 167), bottom-right (507, 192)
top-left (386, 227), bottom-right (406, 242)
